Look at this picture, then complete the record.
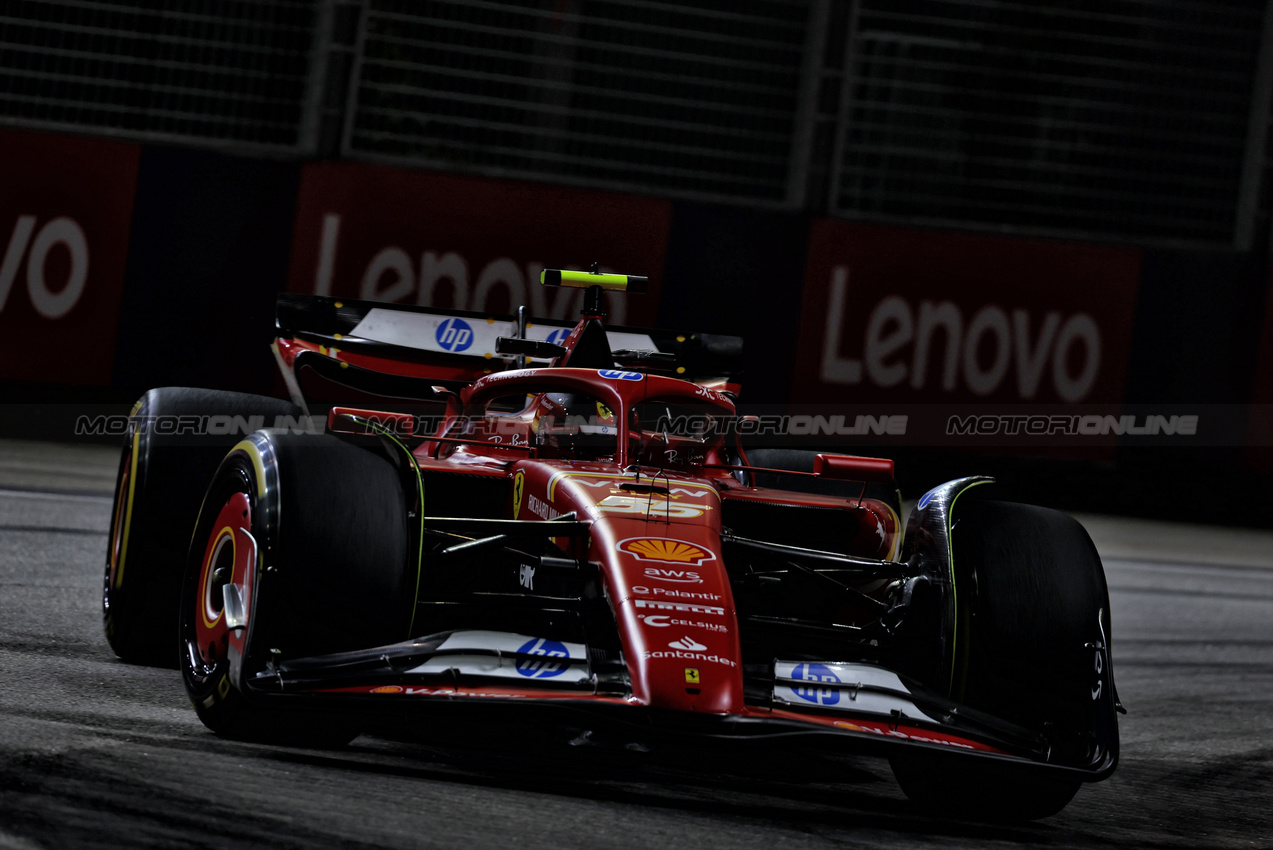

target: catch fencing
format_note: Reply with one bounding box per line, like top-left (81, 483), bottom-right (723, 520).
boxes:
top-left (1, 0), bottom-right (1270, 248)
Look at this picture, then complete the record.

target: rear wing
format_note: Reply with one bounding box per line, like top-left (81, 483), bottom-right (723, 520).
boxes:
top-left (273, 293), bottom-right (743, 407)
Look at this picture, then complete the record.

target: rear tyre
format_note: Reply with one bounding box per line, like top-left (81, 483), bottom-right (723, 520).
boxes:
top-left (890, 500), bottom-right (1113, 821)
top-left (179, 431), bottom-right (412, 745)
top-left (103, 388), bottom-right (303, 666)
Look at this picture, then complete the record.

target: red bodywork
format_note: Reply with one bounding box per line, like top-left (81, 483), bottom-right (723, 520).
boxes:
top-left (265, 288), bottom-right (1076, 763)
top-left (386, 366), bottom-right (897, 718)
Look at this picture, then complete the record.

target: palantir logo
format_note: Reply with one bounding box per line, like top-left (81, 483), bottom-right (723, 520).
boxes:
top-left (792, 663), bottom-right (841, 706)
top-left (436, 317), bottom-right (474, 352)
top-left (515, 637), bottom-right (570, 678)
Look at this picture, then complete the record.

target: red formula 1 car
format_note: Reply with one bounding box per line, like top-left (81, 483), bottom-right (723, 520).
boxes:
top-left (103, 269), bottom-right (1120, 821)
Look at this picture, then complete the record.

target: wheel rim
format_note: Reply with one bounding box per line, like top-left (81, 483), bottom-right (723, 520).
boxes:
top-left (190, 490), bottom-right (255, 674)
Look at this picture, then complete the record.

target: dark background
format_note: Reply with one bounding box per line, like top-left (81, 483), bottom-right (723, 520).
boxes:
top-left (3, 0), bottom-right (1272, 524)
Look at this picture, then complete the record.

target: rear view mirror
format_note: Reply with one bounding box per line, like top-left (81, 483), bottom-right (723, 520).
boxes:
top-left (327, 407), bottom-right (415, 438)
top-left (813, 453), bottom-right (894, 484)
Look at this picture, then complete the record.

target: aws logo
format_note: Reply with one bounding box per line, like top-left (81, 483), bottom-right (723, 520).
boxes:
top-left (644, 568), bottom-right (702, 584)
top-left (619, 537), bottom-right (716, 567)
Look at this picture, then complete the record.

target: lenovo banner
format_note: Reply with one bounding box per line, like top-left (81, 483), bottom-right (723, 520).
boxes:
top-left (0, 128), bottom-right (140, 385)
top-left (791, 221), bottom-right (1142, 407)
top-left (286, 162), bottom-right (672, 327)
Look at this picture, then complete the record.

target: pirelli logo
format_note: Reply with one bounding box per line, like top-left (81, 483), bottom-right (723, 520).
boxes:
top-left (633, 599), bottom-right (725, 617)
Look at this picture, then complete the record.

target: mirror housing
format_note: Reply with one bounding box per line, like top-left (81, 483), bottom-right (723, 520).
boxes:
top-left (327, 407), bottom-right (415, 438)
top-left (813, 453), bottom-right (894, 484)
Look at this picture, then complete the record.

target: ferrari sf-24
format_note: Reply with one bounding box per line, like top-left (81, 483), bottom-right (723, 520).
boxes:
top-left (103, 269), bottom-right (1120, 820)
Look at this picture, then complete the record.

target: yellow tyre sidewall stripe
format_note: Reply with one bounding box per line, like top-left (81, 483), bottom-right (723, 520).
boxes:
top-left (113, 428), bottom-right (142, 590)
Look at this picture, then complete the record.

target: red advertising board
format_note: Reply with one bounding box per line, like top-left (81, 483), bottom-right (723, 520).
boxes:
top-left (0, 128), bottom-right (140, 385)
top-left (286, 162), bottom-right (672, 326)
top-left (791, 221), bottom-right (1142, 406)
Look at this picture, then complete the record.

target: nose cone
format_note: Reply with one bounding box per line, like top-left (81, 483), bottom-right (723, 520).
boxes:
top-left (621, 611), bottom-right (744, 713)
top-left (603, 531), bottom-right (744, 714)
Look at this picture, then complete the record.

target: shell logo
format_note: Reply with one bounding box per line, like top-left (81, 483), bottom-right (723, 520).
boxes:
top-left (618, 537), bottom-right (716, 566)
top-left (371, 686), bottom-right (403, 694)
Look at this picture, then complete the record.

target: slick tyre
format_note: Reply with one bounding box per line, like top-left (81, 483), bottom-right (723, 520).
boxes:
top-left (103, 388), bottom-right (303, 667)
top-left (179, 431), bottom-right (412, 745)
top-left (890, 500), bottom-right (1115, 821)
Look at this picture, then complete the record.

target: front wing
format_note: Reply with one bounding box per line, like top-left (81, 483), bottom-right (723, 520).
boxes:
top-left (241, 629), bottom-right (1116, 780)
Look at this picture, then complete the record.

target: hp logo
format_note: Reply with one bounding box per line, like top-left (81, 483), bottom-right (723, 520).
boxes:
top-left (436, 317), bottom-right (474, 353)
top-left (791, 663), bottom-right (841, 706)
top-left (515, 637), bottom-right (570, 678)
top-left (545, 328), bottom-right (571, 346)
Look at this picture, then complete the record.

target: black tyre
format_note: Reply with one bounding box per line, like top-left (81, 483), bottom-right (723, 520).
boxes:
top-left (179, 431), bottom-right (413, 745)
top-left (103, 388), bottom-right (303, 666)
top-left (890, 500), bottom-right (1115, 821)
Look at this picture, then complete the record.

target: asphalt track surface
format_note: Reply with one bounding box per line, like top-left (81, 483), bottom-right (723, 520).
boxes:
top-left (1, 439), bottom-right (1271, 849)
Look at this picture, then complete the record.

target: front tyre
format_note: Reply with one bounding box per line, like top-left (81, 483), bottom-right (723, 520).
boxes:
top-left (180, 431), bottom-right (412, 745)
top-left (103, 388), bottom-right (303, 666)
top-left (889, 755), bottom-right (1082, 822)
top-left (890, 500), bottom-right (1116, 821)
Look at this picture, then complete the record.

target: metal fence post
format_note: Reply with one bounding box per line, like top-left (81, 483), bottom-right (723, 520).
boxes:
top-left (338, 1), bottom-right (370, 159)
top-left (786, 0), bottom-right (832, 210)
top-left (299, 0), bottom-right (338, 156)
top-left (827, 0), bottom-right (862, 220)
top-left (1237, 0), bottom-right (1273, 252)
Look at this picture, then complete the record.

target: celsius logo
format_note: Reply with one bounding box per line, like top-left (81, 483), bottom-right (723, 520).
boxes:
top-left (436, 317), bottom-right (474, 352)
top-left (668, 636), bottom-right (707, 651)
top-left (792, 663), bottom-right (841, 706)
top-left (639, 615), bottom-right (728, 633)
top-left (545, 328), bottom-right (571, 346)
top-left (598, 369), bottom-right (643, 381)
top-left (514, 637), bottom-right (570, 678)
